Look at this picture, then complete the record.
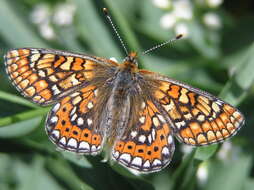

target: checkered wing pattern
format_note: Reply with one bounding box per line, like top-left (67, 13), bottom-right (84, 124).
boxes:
top-left (4, 48), bottom-right (117, 105)
top-left (46, 85), bottom-right (106, 154)
top-left (148, 74), bottom-right (245, 146)
top-left (112, 99), bottom-right (175, 173)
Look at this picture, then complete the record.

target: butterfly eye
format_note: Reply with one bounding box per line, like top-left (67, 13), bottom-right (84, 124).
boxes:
top-left (124, 54), bottom-right (138, 66)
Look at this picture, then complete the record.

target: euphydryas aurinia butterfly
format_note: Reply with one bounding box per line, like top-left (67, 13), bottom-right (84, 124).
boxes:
top-left (4, 8), bottom-right (244, 173)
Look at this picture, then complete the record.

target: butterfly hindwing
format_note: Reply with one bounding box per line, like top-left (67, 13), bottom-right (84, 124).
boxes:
top-left (46, 85), bottom-right (105, 154)
top-left (112, 99), bottom-right (175, 173)
top-left (144, 73), bottom-right (245, 146)
top-left (4, 48), bottom-right (117, 105)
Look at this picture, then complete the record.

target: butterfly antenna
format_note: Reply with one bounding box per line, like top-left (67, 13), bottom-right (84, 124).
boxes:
top-left (142, 34), bottom-right (183, 55)
top-left (103, 8), bottom-right (129, 56)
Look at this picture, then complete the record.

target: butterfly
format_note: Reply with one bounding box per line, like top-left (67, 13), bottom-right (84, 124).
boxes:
top-left (4, 47), bottom-right (245, 173)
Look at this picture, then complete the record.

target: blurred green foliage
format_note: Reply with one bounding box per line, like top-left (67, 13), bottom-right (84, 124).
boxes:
top-left (0, 0), bottom-right (254, 190)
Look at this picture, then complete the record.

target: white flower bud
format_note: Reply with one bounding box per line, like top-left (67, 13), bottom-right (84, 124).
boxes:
top-left (175, 23), bottom-right (189, 37)
top-left (206, 0), bottom-right (223, 8)
top-left (152, 0), bottom-right (171, 9)
top-left (160, 13), bottom-right (177, 29)
top-left (203, 12), bottom-right (222, 29)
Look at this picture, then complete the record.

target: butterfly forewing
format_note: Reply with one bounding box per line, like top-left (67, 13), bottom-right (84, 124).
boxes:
top-left (4, 48), bottom-right (117, 105)
top-left (112, 98), bottom-right (175, 173)
top-left (143, 73), bottom-right (245, 146)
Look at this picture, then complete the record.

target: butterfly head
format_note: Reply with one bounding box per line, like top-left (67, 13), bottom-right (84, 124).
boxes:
top-left (122, 52), bottom-right (139, 72)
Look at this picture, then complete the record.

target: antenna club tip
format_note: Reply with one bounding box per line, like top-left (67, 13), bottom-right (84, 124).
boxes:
top-left (176, 34), bottom-right (183, 39)
top-left (103, 8), bottom-right (108, 15)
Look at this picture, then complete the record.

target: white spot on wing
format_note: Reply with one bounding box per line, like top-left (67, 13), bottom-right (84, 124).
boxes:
top-left (38, 70), bottom-right (46, 77)
top-left (131, 131), bottom-right (138, 138)
top-left (143, 160), bottom-right (150, 168)
top-left (153, 117), bottom-right (160, 127)
top-left (91, 145), bottom-right (96, 152)
top-left (157, 114), bottom-right (166, 123)
top-left (71, 114), bottom-right (77, 121)
top-left (138, 135), bottom-right (146, 143)
top-left (168, 135), bottom-right (173, 144)
top-left (139, 116), bottom-right (145, 124)
top-left (119, 153), bottom-right (131, 163)
top-left (77, 117), bottom-right (84, 126)
top-left (162, 147), bottom-right (170, 155)
top-left (87, 118), bottom-right (93, 126)
top-left (31, 50), bottom-right (39, 54)
top-left (59, 137), bottom-right (67, 145)
top-left (94, 89), bottom-right (98, 97)
top-left (97, 145), bottom-right (101, 151)
top-left (197, 115), bottom-right (205, 122)
top-left (151, 128), bottom-right (156, 140)
top-left (163, 102), bottom-right (174, 112)
top-left (67, 138), bottom-right (78, 148)
top-left (30, 62), bottom-right (35, 68)
top-left (141, 101), bottom-right (146, 109)
top-left (152, 159), bottom-right (162, 167)
top-left (175, 121), bottom-right (186, 129)
top-left (79, 141), bottom-right (90, 150)
top-left (70, 106), bottom-right (77, 116)
top-left (131, 157), bottom-right (142, 167)
top-left (52, 85), bottom-right (61, 95)
top-left (51, 130), bottom-right (60, 139)
top-left (234, 121), bottom-right (240, 128)
top-left (148, 135), bottom-right (152, 144)
top-left (50, 116), bottom-right (58, 123)
top-left (87, 101), bottom-right (93, 109)
top-left (109, 57), bottom-right (118, 62)
top-left (113, 151), bottom-right (119, 159)
top-left (52, 103), bottom-right (60, 112)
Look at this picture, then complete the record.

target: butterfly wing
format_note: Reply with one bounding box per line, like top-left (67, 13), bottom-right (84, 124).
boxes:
top-left (4, 48), bottom-right (117, 105)
top-left (46, 84), bottom-right (110, 154)
top-left (141, 72), bottom-right (245, 146)
top-left (112, 98), bottom-right (175, 173)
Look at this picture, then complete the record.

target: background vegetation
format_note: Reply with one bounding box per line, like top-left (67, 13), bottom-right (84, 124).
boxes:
top-left (0, 0), bottom-right (254, 190)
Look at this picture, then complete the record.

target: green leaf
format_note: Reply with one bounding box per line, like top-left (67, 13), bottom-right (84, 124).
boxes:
top-left (54, 26), bottom-right (87, 53)
top-left (61, 151), bottom-right (93, 168)
top-left (0, 108), bottom-right (49, 127)
top-left (188, 21), bottom-right (220, 59)
top-left (75, 0), bottom-right (122, 59)
top-left (103, 0), bottom-right (141, 53)
top-left (204, 154), bottom-right (252, 190)
top-left (0, 91), bottom-right (38, 108)
top-left (46, 157), bottom-right (95, 190)
top-left (137, 0), bottom-right (171, 40)
top-left (194, 144), bottom-right (218, 161)
top-left (0, 0), bottom-right (49, 47)
top-left (220, 41), bottom-right (254, 105)
top-left (244, 179), bottom-right (254, 190)
top-left (171, 151), bottom-right (197, 190)
top-left (0, 117), bottom-right (42, 138)
top-left (14, 155), bottom-right (65, 190)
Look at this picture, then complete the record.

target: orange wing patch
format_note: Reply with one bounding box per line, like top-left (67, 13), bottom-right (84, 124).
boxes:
top-left (46, 85), bottom-right (104, 154)
top-left (153, 80), bottom-right (245, 146)
top-left (4, 48), bottom-right (111, 105)
top-left (112, 100), bottom-right (175, 173)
